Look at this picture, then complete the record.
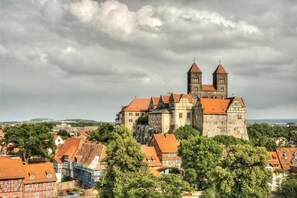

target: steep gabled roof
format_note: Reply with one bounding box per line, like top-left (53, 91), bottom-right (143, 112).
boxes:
top-left (74, 142), bottom-right (106, 170)
top-left (152, 97), bottom-right (160, 106)
top-left (187, 62), bottom-right (202, 74)
top-left (161, 95), bottom-right (170, 104)
top-left (23, 162), bottom-right (57, 183)
top-left (55, 138), bottom-right (84, 163)
top-left (123, 98), bottom-right (151, 112)
top-left (276, 148), bottom-right (297, 170)
top-left (0, 156), bottom-right (25, 179)
top-left (141, 145), bottom-right (162, 167)
top-left (213, 64), bottom-right (228, 74)
top-left (268, 152), bottom-right (282, 171)
top-left (170, 93), bottom-right (193, 103)
top-left (200, 98), bottom-right (232, 115)
top-left (152, 134), bottom-right (178, 153)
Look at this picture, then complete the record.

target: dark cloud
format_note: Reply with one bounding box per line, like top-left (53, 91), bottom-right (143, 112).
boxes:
top-left (0, 0), bottom-right (296, 121)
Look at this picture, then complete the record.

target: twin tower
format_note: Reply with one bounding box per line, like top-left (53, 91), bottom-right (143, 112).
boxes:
top-left (187, 62), bottom-right (228, 99)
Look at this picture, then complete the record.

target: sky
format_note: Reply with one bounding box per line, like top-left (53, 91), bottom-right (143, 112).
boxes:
top-left (0, 0), bottom-right (297, 122)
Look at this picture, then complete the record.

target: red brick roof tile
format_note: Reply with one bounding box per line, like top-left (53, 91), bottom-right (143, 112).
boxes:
top-left (141, 145), bottom-right (162, 167)
top-left (276, 148), bottom-right (297, 170)
top-left (268, 152), bottom-right (282, 171)
top-left (202, 85), bottom-right (216, 91)
top-left (23, 162), bottom-right (56, 183)
top-left (213, 64), bottom-right (228, 74)
top-left (200, 98), bottom-right (232, 115)
top-left (152, 134), bottom-right (178, 153)
top-left (55, 138), bottom-right (84, 163)
top-left (0, 156), bottom-right (25, 179)
top-left (124, 98), bottom-right (151, 112)
top-left (188, 62), bottom-right (202, 73)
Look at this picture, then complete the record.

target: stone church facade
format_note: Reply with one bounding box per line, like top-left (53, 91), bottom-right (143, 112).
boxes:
top-left (116, 62), bottom-right (248, 140)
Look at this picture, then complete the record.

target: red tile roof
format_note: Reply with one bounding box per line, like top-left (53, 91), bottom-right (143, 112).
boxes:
top-left (0, 156), bottom-right (25, 179)
top-left (152, 134), bottom-right (178, 153)
top-left (23, 162), bottom-right (56, 183)
top-left (187, 62), bottom-right (202, 73)
top-left (200, 98), bottom-right (232, 115)
top-left (161, 95), bottom-right (170, 104)
top-left (268, 152), bottom-right (282, 171)
top-left (141, 145), bottom-right (162, 167)
top-left (149, 167), bottom-right (161, 176)
top-left (276, 148), bottom-right (297, 170)
top-left (55, 138), bottom-right (84, 163)
top-left (124, 98), bottom-right (151, 112)
top-left (171, 93), bottom-right (193, 103)
top-left (202, 85), bottom-right (216, 91)
top-left (152, 97), bottom-right (160, 106)
top-left (213, 64), bottom-right (228, 74)
top-left (75, 143), bottom-right (106, 170)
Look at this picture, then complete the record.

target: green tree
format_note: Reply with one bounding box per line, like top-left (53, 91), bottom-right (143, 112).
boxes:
top-left (89, 123), bottom-right (114, 144)
top-left (212, 135), bottom-right (249, 146)
top-left (175, 125), bottom-right (201, 140)
top-left (123, 174), bottom-right (191, 198)
top-left (98, 125), bottom-right (148, 198)
top-left (209, 144), bottom-right (271, 198)
top-left (178, 136), bottom-right (222, 190)
top-left (3, 123), bottom-right (55, 163)
top-left (137, 115), bottom-right (149, 125)
top-left (278, 174), bottom-right (297, 198)
top-left (57, 129), bottom-right (71, 140)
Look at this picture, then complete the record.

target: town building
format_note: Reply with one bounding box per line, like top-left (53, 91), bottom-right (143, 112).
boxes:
top-left (140, 145), bottom-right (162, 169)
top-left (23, 162), bottom-right (57, 198)
top-left (73, 142), bottom-right (107, 188)
top-left (266, 151), bottom-right (285, 192)
top-left (0, 156), bottom-right (25, 198)
top-left (116, 61), bottom-right (248, 140)
top-left (54, 138), bottom-right (84, 182)
top-left (149, 134), bottom-right (181, 168)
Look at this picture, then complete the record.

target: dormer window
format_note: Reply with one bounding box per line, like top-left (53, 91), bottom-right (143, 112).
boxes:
top-left (29, 171), bottom-right (35, 179)
top-left (45, 170), bottom-right (52, 178)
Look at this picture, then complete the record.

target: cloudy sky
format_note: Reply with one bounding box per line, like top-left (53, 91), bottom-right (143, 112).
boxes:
top-left (0, 0), bottom-right (297, 121)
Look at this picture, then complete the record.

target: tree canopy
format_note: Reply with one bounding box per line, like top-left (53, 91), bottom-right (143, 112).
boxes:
top-left (212, 135), bottom-right (249, 146)
top-left (57, 129), bottom-right (71, 140)
top-left (98, 125), bottom-right (191, 198)
top-left (174, 125), bottom-right (201, 140)
top-left (2, 123), bottom-right (55, 163)
top-left (278, 174), bottom-right (297, 198)
top-left (89, 123), bottom-right (114, 144)
top-left (178, 136), bottom-right (222, 190)
top-left (209, 144), bottom-right (271, 198)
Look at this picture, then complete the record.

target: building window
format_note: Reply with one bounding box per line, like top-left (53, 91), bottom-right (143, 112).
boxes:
top-left (238, 114), bottom-right (242, 119)
top-left (3, 183), bottom-right (8, 189)
top-left (187, 112), bottom-right (191, 119)
top-left (135, 113), bottom-right (139, 116)
top-left (35, 192), bottom-right (39, 198)
top-left (48, 183), bottom-right (52, 187)
top-left (221, 87), bottom-right (224, 91)
top-left (179, 113), bottom-right (182, 118)
top-left (28, 184), bottom-right (33, 189)
top-left (220, 77), bottom-right (225, 84)
top-left (129, 119), bottom-right (133, 122)
top-left (46, 173), bottom-right (52, 178)
top-left (46, 191), bottom-right (50, 196)
top-left (129, 113), bottom-right (133, 116)
top-left (14, 183), bottom-right (19, 189)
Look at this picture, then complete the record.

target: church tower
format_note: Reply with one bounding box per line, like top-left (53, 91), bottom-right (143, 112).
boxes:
top-left (212, 64), bottom-right (228, 98)
top-left (187, 62), bottom-right (202, 100)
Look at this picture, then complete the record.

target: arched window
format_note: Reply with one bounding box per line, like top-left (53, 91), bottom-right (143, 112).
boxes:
top-left (220, 77), bottom-right (225, 84)
top-left (193, 75), bottom-right (199, 83)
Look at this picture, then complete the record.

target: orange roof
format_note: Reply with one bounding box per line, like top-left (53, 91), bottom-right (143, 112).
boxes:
top-left (200, 98), bottom-right (232, 115)
top-left (55, 138), bottom-right (84, 163)
top-left (23, 162), bottom-right (56, 183)
top-left (0, 156), bottom-right (25, 179)
top-left (124, 98), bottom-right (151, 112)
top-left (202, 85), bottom-right (216, 91)
top-left (152, 134), bottom-right (178, 153)
top-left (187, 62), bottom-right (202, 73)
top-left (75, 143), bottom-right (106, 170)
top-left (171, 93), bottom-right (193, 103)
top-left (268, 152), bottom-right (282, 171)
top-left (152, 97), bottom-right (160, 106)
top-left (213, 64), bottom-right (228, 74)
top-left (161, 95), bottom-right (170, 104)
top-left (276, 148), bottom-right (297, 170)
top-left (141, 145), bottom-right (162, 167)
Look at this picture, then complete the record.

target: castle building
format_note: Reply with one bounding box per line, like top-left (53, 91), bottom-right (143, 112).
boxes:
top-left (116, 61), bottom-right (248, 140)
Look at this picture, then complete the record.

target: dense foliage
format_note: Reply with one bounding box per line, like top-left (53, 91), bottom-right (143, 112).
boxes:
top-left (89, 123), bottom-right (114, 144)
top-left (278, 174), bottom-right (297, 198)
top-left (2, 123), bottom-right (55, 162)
top-left (136, 115), bottom-right (149, 125)
top-left (178, 136), bottom-right (222, 190)
top-left (208, 144), bottom-right (271, 198)
top-left (57, 129), bottom-right (71, 140)
top-left (247, 123), bottom-right (297, 151)
top-left (175, 125), bottom-right (201, 140)
top-left (212, 135), bottom-right (249, 146)
top-left (98, 125), bottom-right (191, 198)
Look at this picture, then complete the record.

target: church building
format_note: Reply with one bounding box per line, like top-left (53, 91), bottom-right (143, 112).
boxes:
top-left (116, 61), bottom-right (248, 140)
